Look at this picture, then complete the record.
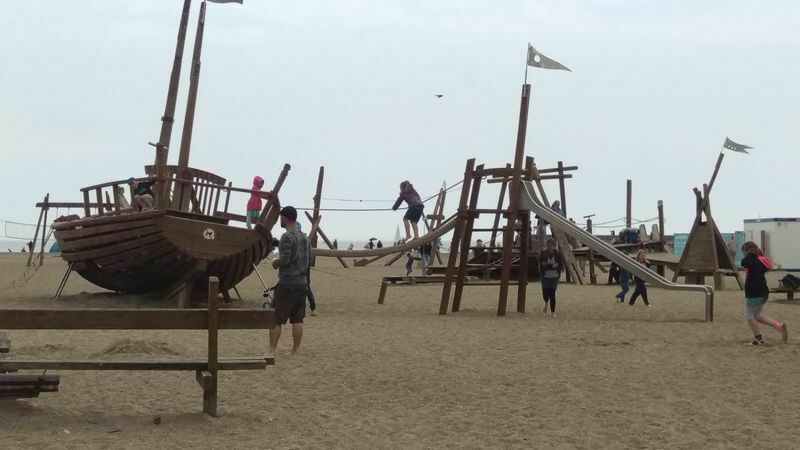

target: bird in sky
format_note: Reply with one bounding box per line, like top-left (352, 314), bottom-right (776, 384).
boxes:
top-left (435, 94), bottom-right (444, 98)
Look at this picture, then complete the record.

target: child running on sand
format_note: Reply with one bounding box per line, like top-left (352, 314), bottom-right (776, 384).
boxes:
top-left (741, 241), bottom-right (788, 345)
top-left (539, 238), bottom-right (562, 316)
top-left (392, 181), bottom-right (424, 241)
top-left (629, 249), bottom-right (652, 306)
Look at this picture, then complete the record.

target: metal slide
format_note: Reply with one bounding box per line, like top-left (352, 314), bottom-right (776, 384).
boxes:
top-left (520, 181), bottom-right (715, 321)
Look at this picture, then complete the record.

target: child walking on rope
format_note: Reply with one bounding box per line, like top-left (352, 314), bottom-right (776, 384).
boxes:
top-left (392, 181), bottom-right (424, 241)
top-left (629, 249), bottom-right (652, 306)
top-left (741, 241), bottom-right (788, 345)
top-left (539, 238), bottom-right (562, 316)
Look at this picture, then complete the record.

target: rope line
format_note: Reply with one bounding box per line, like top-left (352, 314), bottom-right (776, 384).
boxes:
top-left (313, 215), bottom-right (457, 258)
top-left (300, 181), bottom-right (464, 212)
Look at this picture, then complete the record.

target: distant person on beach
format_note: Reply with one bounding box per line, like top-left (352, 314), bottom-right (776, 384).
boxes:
top-left (607, 262), bottom-right (620, 285)
top-left (615, 263), bottom-right (631, 303)
top-left (246, 176), bottom-right (273, 229)
top-left (27, 241), bottom-right (33, 253)
top-left (128, 178), bottom-right (155, 211)
top-left (628, 250), bottom-right (652, 306)
top-left (539, 238), bottom-right (562, 316)
top-left (741, 241), bottom-right (788, 345)
top-left (269, 206), bottom-right (309, 355)
top-left (392, 180), bottom-right (424, 241)
top-left (421, 242), bottom-right (432, 274)
top-left (333, 239), bottom-right (338, 250)
top-left (377, 240), bottom-right (383, 248)
top-left (348, 243), bottom-right (354, 251)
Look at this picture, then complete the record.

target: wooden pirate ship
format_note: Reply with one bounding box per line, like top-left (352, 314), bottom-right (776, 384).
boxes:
top-left (51, 1), bottom-right (284, 301)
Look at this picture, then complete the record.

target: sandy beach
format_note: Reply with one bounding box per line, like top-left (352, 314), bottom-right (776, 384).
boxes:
top-left (1, 252), bottom-right (799, 449)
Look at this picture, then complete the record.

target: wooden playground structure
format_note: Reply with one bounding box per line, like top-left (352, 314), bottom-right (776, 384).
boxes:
top-left (41, 0), bottom-right (290, 305)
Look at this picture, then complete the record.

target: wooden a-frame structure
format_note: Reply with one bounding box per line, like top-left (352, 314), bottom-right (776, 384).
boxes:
top-left (672, 153), bottom-right (743, 290)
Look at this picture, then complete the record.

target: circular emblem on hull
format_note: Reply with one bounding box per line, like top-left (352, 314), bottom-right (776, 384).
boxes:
top-left (203, 228), bottom-right (216, 240)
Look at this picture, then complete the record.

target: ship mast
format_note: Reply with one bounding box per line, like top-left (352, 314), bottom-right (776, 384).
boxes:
top-left (154, 0), bottom-right (192, 210)
top-left (173, 0), bottom-right (207, 210)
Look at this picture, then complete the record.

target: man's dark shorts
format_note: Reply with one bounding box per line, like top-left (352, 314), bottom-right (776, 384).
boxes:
top-left (274, 284), bottom-right (306, 324)
top-left (403, 204), bottom-right (424, 223)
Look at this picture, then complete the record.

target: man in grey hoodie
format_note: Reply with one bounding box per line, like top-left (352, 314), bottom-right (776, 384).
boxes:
top-left (269, 206), bottom-right (310, 355)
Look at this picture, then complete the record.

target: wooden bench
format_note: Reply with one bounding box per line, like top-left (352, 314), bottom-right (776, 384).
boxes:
top-left (771, 287), bottom-right (797, 300)
top-left (0, 277), bottom-right (273, 416)
top-left (0, 338), bottom-right (60, 398)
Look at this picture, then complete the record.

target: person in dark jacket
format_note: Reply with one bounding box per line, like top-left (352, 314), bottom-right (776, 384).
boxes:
top-left (629, 249), bottom-right (652, 306)
top-left (741, 241), bottom-right (788, 345)
top-left (392, 181), bottom-right (424, 242)
top-left (538, 238), bottom-right (562, 316)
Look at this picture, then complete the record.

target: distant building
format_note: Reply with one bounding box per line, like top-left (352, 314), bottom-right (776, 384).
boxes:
top-left (744, 218), bottom-right (800, 271)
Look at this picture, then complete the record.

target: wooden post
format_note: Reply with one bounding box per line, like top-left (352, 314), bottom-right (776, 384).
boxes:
top-left (223, 182), bottom-right (232, 213)
top-left (82, 190), bottom-right (91, 218)
top-left (625, 179), bottom-right (632, 229)
top-left (490, 163), bottom-right (511, 248)
top-left (39, 196), bottom-right (49, 266)
top-left (452, 165), bottom-right (484, 312)
top-left (304, 212), bottom-right (348, 268)
top-left (498, 83), bottom-right (531, 316)
top-left (174, 1), bottom-right (207, 210)
top-left (516, 210), bottom-right (529, 313)
top-left (439, 159), bottom-right (475, 315)
top-left (657, 200), bottom-right (665, 243)
top-left (95, 188), bottom-right (104, 216)
top-left (586, 216), bottom-right (597, 284)
top-left (203, 276), bottom-right (219, 417)
top-left (27, 194), bottom-right (47, 267)
top-left (310, 167), bottom-right (324, 267)
top-left (557, 161), bottom-right (567, 218)
top-left (258, 164), bottom-right (291, 227)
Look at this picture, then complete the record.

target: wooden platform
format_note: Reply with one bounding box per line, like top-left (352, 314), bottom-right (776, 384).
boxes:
top-left (377, 276), bottom-right (519, 305)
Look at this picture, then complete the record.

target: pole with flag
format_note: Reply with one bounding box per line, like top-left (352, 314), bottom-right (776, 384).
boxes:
top-left (525, 43), bottom-right (571, 83)
top-left (708, 136), bottom-right (753, 193)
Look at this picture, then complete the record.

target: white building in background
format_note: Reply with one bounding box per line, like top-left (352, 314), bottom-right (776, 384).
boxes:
top-left (743, 218), bottom-right (800, 271)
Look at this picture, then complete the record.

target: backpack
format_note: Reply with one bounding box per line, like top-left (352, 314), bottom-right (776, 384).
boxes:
top-left (780, 274), bottom-right (800, 290)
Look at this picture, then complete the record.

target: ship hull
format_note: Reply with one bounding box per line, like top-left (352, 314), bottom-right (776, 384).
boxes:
top-left (53, 211), bottom-right (272, 294)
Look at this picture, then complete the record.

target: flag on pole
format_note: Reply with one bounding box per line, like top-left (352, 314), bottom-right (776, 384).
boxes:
top-left (722, 137), bottom-right (752, 154)
top-left (527, 44), bottom-right (571, 72)
top-left (207, 0), bottom-right (243, 4)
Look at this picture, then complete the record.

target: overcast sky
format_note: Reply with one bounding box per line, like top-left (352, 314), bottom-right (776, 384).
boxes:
top-left (1, 0), bottom-right (798, 243)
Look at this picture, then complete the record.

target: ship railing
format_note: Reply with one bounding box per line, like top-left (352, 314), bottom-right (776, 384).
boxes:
top-left (76, 177), bottom-right (266, 224)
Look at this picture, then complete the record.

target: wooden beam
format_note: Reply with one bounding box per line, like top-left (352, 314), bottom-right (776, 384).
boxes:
top-left (498, 83), bottom-right (531, 316)
top-left (310, 167), bottom-right (324, 266)
top-left (0, 309), bottom-right (274, 330)
top-left (304, 211), bottom-right (348, 268)
top-left (0, 358), bottom-right (271, 372)
top-left (440, 158), bottom-right (475, 315)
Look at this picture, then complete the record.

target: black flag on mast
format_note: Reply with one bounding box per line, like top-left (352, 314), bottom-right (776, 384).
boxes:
top-left (723, 137), bottom-right (753, 154)
top-left (527, 44), bottom-right (571, 72)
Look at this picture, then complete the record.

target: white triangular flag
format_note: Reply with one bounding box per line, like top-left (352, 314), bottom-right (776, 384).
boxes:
top-left (527, 44), bottom-right (571, 72)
